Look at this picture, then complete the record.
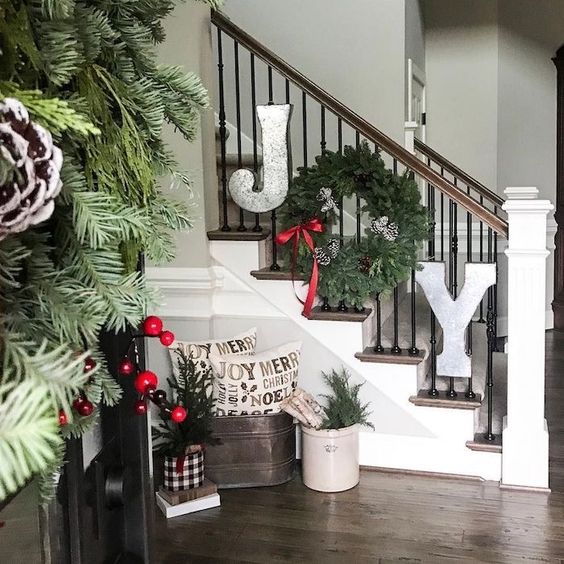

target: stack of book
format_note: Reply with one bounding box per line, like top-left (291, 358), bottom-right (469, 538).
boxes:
top-left (155, 479), bottom-right (220, 518)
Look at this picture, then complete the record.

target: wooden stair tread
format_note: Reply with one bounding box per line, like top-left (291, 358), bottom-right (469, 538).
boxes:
top-left (250, 268), bottom-right (305, 281)
top-left (409, 390), bottom-right (482, 410)
top-left (207, 229), bottom-right (271, 241)
top-left (307, 306), bottom-right (372, 322)
top-left (466, 433), bottom-right (502, 453)
top-left (355, 347), bottom-right (425, 365)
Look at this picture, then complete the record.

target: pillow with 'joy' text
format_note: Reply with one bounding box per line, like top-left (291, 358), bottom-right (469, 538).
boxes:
top-left (209, 341), bottom-right (302, 416)
top-left (168, 328), bottom-right (257, 374)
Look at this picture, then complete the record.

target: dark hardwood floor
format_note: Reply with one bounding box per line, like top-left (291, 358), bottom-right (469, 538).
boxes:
top-left (155, 331), bottom-right (564, 564)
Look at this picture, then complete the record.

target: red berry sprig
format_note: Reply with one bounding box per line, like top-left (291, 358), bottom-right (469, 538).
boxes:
top-left (117, 315), bottom-right (185, 424)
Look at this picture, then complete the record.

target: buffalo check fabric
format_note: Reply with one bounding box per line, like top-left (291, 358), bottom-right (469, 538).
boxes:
top-left (164, 451), bottom-right (205, 491)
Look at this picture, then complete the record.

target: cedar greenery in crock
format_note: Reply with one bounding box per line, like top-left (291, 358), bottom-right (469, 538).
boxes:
top-left (320, 369), bottom-right (374, 430)
top-left (278, 142), bottom-right (429, 308)
top-left (153, 350), bottom-right (219, 458)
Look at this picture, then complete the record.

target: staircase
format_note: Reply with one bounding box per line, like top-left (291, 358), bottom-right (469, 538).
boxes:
top-left (192, 11), bottom-right (551, 487)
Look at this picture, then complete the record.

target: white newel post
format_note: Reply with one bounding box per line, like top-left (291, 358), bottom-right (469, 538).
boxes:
top-left (502, 187), bottom-right (554, 489)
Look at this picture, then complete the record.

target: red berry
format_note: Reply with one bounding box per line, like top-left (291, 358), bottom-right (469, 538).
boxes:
top-left (76, 400), bottom-right (94, 417)
top-left (72, 397), bottom-right (85, 410)
top-left (118, 358), bottom-right (135, 376)
top-left (84, 357), bottom-right (96, 373)
top-left (134, 399), bottom-right (148, 415)
top-left (152, 389), bottom-right (167, 404)
top-left (170, 406), bottom-right (187, 423)
top-left (58, 410), bottom-right (68, 426)
top-left (134, 370), bottom-right (158, 394)
top-left (159, 330), bottom-right (175, 347)
top-left (143, 316), bottom-right (163, 337)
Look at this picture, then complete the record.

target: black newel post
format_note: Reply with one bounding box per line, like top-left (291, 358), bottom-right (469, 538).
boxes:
top-left (552, 45), bottom-right (564, 330)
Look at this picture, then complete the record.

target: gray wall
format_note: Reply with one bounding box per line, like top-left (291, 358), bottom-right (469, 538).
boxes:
top-left (405, 0), bottom-right (425, 72)
top-left (497, 0), bottom-right (564, 201)
top-left (424, 0), bottom-right (499, 189)
top-left (424, 0), bottom-right (563, 202)
top-left (221, 0), bottom-right (408, 153)
top-left (155, 2), bottom-right (218, 269)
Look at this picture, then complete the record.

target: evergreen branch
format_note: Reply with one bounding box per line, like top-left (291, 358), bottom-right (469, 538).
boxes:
top-left (0, 83), bottom-right (100, 135)
top-left (0, 380), bottom-right (62, 501)
top-left (37, 20), bottom-right (84, 86)
top-left (69, 190), bottom-right (149, 249)
top-left (2, 333), bottom-right (89, 413)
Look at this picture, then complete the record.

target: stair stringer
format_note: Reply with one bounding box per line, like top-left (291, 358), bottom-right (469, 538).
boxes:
top-left (209, 239), bottom-right (501, 480)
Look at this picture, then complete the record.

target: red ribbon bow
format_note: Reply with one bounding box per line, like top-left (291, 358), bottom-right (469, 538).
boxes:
top-left (275, 218), bottom-right (324, 318)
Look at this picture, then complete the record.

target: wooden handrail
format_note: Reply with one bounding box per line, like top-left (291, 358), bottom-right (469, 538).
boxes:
top-left (414, 138), bottom-right (505, 208)
top-left (211, 11), bottom-right (508, 238)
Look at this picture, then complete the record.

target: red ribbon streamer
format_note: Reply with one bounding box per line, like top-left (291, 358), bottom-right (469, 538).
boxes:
top-left (275, 218), bottom-right (324, 318)
top-left (175, 455), bottom-right (185, 475)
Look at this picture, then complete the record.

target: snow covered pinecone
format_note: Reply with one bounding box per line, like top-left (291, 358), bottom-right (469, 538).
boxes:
top-left (0, 98), bottom-right (63, 241)
top-left (327, 238), bottom-right (340, 258)
top-left (314, 247), bottom-right (331, 266)
top-left (371, 215), bottom-right (399, 241)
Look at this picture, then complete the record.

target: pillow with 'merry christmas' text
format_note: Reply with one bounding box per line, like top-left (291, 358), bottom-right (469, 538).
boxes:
top-left (168, 328), bottom-right (257, 374)
top-left (209, 341), bottom-right (302, 416)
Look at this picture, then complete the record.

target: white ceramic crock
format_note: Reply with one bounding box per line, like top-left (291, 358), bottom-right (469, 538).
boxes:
top-left (301, 424), bottom-right (360, 492)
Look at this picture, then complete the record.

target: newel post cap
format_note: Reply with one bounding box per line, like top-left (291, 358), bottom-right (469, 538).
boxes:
top-left (504, 186), bottom-right (538, 200)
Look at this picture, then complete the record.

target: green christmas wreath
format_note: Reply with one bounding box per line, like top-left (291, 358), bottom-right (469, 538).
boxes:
top-left (278, 142), bottom-right (429, 309)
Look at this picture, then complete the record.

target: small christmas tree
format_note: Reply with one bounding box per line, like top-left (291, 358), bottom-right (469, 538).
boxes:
top-left (153, 351), bottom-right (219, 458)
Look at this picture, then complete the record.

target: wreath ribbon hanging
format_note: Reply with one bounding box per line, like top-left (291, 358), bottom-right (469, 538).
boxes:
top-left (275, 218), bottom-right (324, 318)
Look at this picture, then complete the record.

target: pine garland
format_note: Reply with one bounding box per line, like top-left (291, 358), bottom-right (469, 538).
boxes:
top-left (0, 0), bottom-right (218, 501)
top-left (278, 142), bottom-right (429, 308)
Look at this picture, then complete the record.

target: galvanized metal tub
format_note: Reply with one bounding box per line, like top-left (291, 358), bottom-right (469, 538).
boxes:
top-left (205, 412), bottom-right (296, 488)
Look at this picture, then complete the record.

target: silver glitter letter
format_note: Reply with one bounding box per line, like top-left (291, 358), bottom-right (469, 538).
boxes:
top-left (228, 104), bottom-right (292, 213)
top-left (416, 262), bottom-right (496, 378)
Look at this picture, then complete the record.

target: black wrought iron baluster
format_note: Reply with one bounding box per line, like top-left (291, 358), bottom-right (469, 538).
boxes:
top-left (338, 300), bottom-right (347, 312)
top-left (356, 132), bottom-right (361, 243)
top-left (374, 293), bottom-right (384, 353)
top-left (446, 195), bottom-right (457, 398)
top-left (391, 286), bottom-right (401, 354)
top-left (440, 186), bottom-right (444, 260)
top-left (217, 28), bottom-right (230, 232)
top-left (426, 159), bottom-right (435, 259)
top-left (478, 196), bottom-right (485, 321)
top-left (452, 202), bottom-right (458, 297)
top-left (250, 54), bottom-right (262, 233)
top-left (302, 91), bottom-right (308, 167)
top-left (465, 190), bottom-right (475, 399)
top-left (429, 311), bottom-right (439, 396)
top-left (320, 106), bottom-right (326, 155)
top-left (338, 119), bottom-right (344, 242)
top-left (234, 41), bottom-right (246, 232)
top-left (448, 198), bottom-right (454, 293)
top-left (409, 270), bottom-right (419, 355)
top-left (267, 65), bottom-right (273, 103)
top-left (267, 66), bottom-right (280, 271)
top-left (484, 225), bottom-right (495, 439)
top-left (493, 207), bottom-right (499, 349)
top-left (321, 297), bottom-right (331, 312)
